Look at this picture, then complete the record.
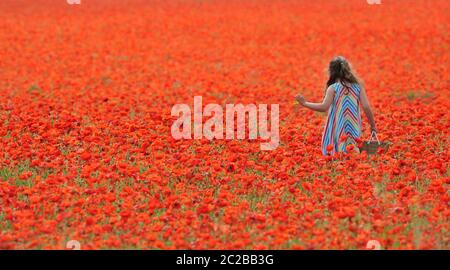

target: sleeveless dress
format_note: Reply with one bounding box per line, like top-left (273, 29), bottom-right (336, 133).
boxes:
top-left (321, 82), bottom-right (362, 155)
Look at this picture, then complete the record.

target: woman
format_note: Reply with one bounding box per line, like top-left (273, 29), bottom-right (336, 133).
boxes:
top-left (296, 56), bottom-right (377, 155)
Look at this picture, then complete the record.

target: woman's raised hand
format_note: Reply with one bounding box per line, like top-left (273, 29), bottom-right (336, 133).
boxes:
top-left (295, 95), bottom-right (306, 106)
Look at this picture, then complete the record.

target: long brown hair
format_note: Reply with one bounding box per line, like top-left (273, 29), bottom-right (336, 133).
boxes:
top-left (326, 56), bottom-right (360, 90)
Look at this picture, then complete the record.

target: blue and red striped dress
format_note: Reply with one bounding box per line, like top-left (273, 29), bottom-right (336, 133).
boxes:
top-left (321, 82), bottom-right (362, 155)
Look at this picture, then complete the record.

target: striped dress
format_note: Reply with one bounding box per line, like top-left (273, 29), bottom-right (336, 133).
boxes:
top-left (321, 82), bottom-right (362, 155)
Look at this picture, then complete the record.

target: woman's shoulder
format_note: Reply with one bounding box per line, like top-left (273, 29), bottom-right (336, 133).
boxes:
top-left (353, 83), bottom-right (364, 93)
top-left (342, 81), bottom-right (362, 90)
top-left (333, 82), bottom-right (363, 95)
top-left (329, 82), bottom-right (341, 89)
top-left (326, 83), bottom-right (339, 93)
top-left (329, 81), bottom-right (362, 92)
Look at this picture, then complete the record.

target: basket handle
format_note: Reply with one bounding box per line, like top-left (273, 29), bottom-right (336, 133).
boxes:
top-left (368, 131), bottom-right (381, 145)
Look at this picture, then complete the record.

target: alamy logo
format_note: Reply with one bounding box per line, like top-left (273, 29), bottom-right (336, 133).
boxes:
top-left (67, 0), bottom-right (81, 4)
top-left (171, 96), bottom-right (279, 150)
top-left (66, 240), bottom-right (81, 250)
top-left (366, 240), bottom-right (381, 250)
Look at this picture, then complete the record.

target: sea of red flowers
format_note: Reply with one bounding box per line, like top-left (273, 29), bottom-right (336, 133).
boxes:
top-left (0, 0), bottom-right (448, 250)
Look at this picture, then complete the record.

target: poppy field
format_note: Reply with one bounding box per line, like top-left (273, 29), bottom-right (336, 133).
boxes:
top-left (0, 0), bottom-right (449, 250)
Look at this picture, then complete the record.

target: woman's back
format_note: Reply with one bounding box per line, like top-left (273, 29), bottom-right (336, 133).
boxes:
top-left (322, 82), bottom-right (362, 155)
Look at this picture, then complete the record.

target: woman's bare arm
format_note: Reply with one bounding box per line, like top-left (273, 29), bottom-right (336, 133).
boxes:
top-left (296, 86), bottom-right (335, 112)
top-left (359, 85), bottom-right (377, 132)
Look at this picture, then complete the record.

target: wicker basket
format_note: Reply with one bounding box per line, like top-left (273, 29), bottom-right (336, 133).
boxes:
top-left (359, 132), bottom-right (390, 155)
